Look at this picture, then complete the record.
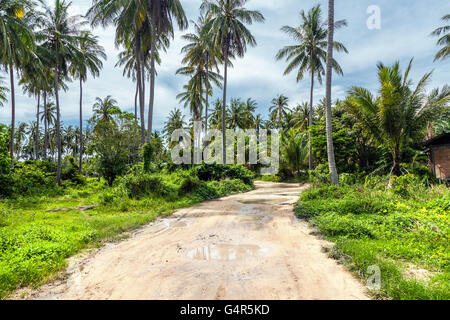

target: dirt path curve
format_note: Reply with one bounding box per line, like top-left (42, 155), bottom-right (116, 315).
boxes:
top-left (21, 182), bottom-right (369, 300)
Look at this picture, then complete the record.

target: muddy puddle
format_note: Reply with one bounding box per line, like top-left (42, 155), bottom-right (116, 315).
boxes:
top-left (143, 219), bottom-right (188, 235)
top-left (186, 244), bottom-right (269, 261)
top-left (239, 198), bottom-right (290, 205)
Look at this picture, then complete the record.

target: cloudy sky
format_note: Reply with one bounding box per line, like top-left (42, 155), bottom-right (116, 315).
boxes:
top-left (1, 0), bottom-right (449, 131)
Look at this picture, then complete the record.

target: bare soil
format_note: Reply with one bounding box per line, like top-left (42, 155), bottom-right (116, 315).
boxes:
top-left (17, 181), bottom-right (369, 300)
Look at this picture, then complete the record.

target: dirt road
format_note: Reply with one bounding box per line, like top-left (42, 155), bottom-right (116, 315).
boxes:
top-left (21, 181), bottom-right (369, 300)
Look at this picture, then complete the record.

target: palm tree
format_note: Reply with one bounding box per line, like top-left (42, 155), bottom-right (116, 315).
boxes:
top-left (291, 102), bottom-right (310, 131)
top-left (276, 4), bottom-right (348, 171)
top-left (88, 0), bottom-right (148, 144)
top-left (163, 108), bottom-right (187, 145)
top-left (241, 98), bottom-right (256, 129)
top-left (431, 14), bottom-right (450, 61)
top-left (226, 99), bottom-right (246, 129)
top-left (181, 15), bottom-right (222, 135)
top-left (0, 76), bottom-right (9, 107)
top-left (269, 95), bottom-right (290, 126)
top-left (39, 0), bottom-right (86, 184)
top-left (201, 0), bottom-right (265, 164)
top-left (0, 0), bottom-right (35, 159)
top-left (146, 0), bottom-right (188, 143)
top-left (14, 122), bottom-right (28, 160)
top-left (324, 0), bottom-right (339, 184)
top-left (69, 31), bottom-right (106, 172)
top-left (40, 100), bottom-right (57, 149)
top-left (209, 98), bottom-right (230, 130)
top-left (280, 130), bottom-right (308, 177)
top-left (92, 96), bottom-right (121, 127)
top-left (344, 60), bottom-right (450, 176)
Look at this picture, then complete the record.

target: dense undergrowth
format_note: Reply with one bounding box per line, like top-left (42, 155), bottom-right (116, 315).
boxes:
top-left (295, 174), bottom-right (449, 300)
top-left (0, 163), bottom-right (254, 299)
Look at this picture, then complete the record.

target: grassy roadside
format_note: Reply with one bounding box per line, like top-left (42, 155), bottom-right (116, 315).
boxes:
top-left (0, 175), bottom-right (254, 299)
top-left (295, 175), bottom-right (449, 300)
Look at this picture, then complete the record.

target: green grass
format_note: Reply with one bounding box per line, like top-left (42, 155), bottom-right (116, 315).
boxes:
top-left (295, 177), bottom-right (449, 300)
top-left (0, 176), bottom-right (254, 299)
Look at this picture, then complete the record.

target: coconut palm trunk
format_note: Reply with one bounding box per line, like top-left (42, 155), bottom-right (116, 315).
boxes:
top-left (35, 91), bottom-right (40, 160)
top-left (308, 68), bottom-right (314, 170)
top-left (222, 44), bottom-right (229, 165)
top-left (325, 0), bottom-right (339, 185)
top-left (136, 38), bottom-right (146, 144)
top-left (134, 80), bottom-right (138, 122)
top-left (79, 78), bottom-right (83, 172)
top-left (147, 31), bottom-right (156, 143)
top-left (55, 68), bottom-right (62, 185)
top-left (9, 64), bottom-right (15, 160)
top-left (43, 91), bottom-right (48, 160)
top-left (205, 53), bottom-right (210, 136)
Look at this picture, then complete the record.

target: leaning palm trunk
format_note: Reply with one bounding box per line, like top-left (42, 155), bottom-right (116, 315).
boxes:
top-left (55, 69), bottom-right (62, 185)
top-left (79, 78), bottom-right (83, 172)
top-left (9, 64), bottom-right (15, 160)
top-left (308, 68), bottom-right (314, 170)
top-left (147, 32), bottom-right (156, 143)
top-left (35, 91), bottom-right (40, 160)
top-left (222, 45), bottom-right (229, 165)
top-left (325, 0), bottom-right (339, 185)
top-left (43, 91), bottom-right (48, 160)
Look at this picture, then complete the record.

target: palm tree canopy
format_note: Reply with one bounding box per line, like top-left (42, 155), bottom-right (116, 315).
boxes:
top-left (344, 59), bottom-right (450, 161)
top-left (201, 0), bottom-right (265, 59)
top-left (0, 0), bottom-right (36, 67)
top-left (92, 95), bottom-right (122, 125)
top-left (163, 108), bottom-right (187, 140)
top-left (69, 31), bottom-right (106, 82)
top-left (269, 94), bottom-right (290, 123)
top-left (275, 4), bottom-right (348, 83)
top-left (431, 14), bottom-right (450, 61)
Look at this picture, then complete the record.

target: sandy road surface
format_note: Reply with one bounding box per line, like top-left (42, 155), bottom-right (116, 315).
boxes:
top-left (19, 181), bottom-right (369, 300)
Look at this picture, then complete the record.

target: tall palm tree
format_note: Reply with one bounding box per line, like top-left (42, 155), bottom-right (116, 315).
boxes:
top-left (88, 0), bottom-right (148, 144)
top-left (69, 31), bottom-right (106, 172)
top-left (146, 0), bottom-right (188, 143)
top-left (39, 0), bottom-right (85, 184)
top-left (181, 15), bottom-right (222, 135)
top-left (201, 0), bottom-right (265, 164)
top-left (344, 60), bottom-right (450, 176)
top-left (0, 0), bottom-right (35, 159)
top-left (324, 0), bottom-right (339, 184)
top-left (276, 4), bottom-right (347, 170)
top-left (431, 14), bottom-right (450, 61)
top-left (269, 95), bottom-right (290, 126)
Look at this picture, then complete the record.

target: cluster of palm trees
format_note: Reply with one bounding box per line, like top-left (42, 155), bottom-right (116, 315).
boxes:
top-left (0, 0), bottom-right (106, 184)
top-left (1, 0), bottom-right (448, 185)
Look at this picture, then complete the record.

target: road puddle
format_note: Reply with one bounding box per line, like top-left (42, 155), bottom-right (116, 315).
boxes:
top-left (144, 219), bottom-right (188, 235)
top-left (186, 244), bottom-right (269, 261)
top-left (239, 198), bottom-right (288, 205)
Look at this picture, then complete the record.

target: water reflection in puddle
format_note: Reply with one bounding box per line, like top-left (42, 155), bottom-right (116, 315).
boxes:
top-left (186, 244), bottom-right (269, 261)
